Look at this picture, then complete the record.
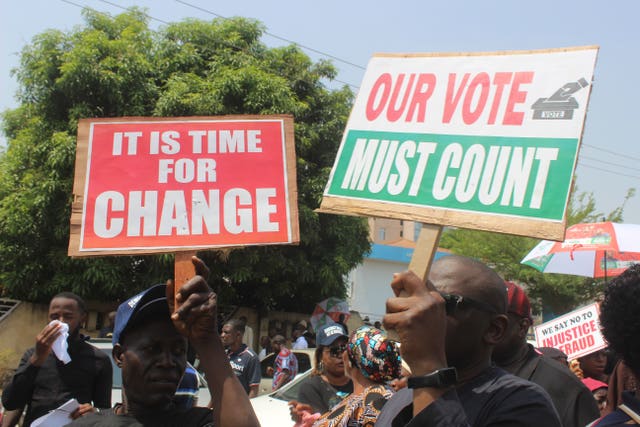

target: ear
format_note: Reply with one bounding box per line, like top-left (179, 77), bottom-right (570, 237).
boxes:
top-left (517, 318), bottom-right (532, 340)
top-left (484, 314), bottom-right (509, 345)
top-left (113, 343), bottom-right (125, 368)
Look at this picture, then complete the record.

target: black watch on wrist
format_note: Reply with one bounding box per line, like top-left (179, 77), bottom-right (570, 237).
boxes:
top-left (407, 367), bottom-right (458, 389)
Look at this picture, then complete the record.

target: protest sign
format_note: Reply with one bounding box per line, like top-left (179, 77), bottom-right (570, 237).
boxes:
top-left (320, 46), bottom-right (598, 241)
top-left (534, 303), bottom-right (606, 360)
top-left (69, 116), bottom-right (298, 256)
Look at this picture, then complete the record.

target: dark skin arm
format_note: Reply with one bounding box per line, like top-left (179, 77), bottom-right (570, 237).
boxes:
top-left (167, 256), bottom-right (259, 427)
top-left (29, 322), bottom-right (63, 366)
top-left (383, 271), bottom-right (449, 416)
top-left (1, 408), bottom-right (23, 427)
top-left (288, 401), bottom-right (315, 423)
top-left (273, 369), bottom-right (291, 391)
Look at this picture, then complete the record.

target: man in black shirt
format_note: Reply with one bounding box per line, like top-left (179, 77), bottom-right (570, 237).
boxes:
top-left (2, 292), bottom-right (112, 426)
top-left (380, 255), bottom-right (562, 426)
top-left (221, 319), bottom-right (261, 397)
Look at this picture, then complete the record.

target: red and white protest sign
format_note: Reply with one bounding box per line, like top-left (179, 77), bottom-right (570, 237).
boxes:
top-left (533, 303), bottom-right (606, 360)
top-left (69, 116), bottom-right (299, 256)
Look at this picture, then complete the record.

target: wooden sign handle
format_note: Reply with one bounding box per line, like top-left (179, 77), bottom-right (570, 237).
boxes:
top-left (408, 224), bottom-right (443, 283)
top-left (387, 223), bottom-right (443, 342)
top-left (174, 251), bottom-right (197, 308)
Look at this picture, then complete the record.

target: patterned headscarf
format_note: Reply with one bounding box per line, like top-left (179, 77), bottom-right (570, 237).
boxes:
top-left (347, 325), bottom-right (401, 383)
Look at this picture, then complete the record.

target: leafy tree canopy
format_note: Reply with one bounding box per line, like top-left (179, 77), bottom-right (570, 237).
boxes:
top-left (440, 187), bottom-right (636, 315)
top-left (0, 9), bottom-right (370, 313)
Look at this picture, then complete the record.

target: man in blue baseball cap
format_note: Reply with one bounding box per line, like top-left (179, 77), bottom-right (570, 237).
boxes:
top-left (67, 256), bottom-right (259, 427)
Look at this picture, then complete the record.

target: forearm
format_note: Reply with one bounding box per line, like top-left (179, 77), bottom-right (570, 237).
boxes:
top-left (274, 373), bottom-right (290, 390)
top-left (1, 407), bottom-right (24, 427)
top-left (1, 351), bottom-right (38, 410)
top-left (413, 388), bottom-right (448, 417)
top-left (194, 336), bottom-right (259, 427)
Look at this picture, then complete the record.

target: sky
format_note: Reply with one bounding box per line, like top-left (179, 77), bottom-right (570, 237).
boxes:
top-left (1, 0), bottom-right (639, 226)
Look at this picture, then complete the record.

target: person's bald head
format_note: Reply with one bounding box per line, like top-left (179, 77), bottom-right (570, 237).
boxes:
top-left (430, 255), bottom-right (507, 314)
top-left (428, 255), bottom-right (508, 373)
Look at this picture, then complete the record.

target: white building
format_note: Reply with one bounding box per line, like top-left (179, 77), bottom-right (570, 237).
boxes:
top-left (347, 238), bottom-right (449, 323)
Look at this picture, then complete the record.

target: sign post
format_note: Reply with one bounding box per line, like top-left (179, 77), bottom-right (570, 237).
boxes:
top-left (408, 224), bottom-right (443, 281)
top-left (320, 47), bottom-right (599, 312)
top-left (69, 115), bottom-right (299, 299)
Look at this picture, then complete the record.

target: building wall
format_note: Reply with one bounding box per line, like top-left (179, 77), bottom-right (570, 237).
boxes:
top-left (347, 244), bottom-right (449, 323)
top-left (0, 301), bottom-right (49, 374)
top-left (347, 257), bottom-right (408, 323)
top-left (369, 218), bottom-right (405, 242)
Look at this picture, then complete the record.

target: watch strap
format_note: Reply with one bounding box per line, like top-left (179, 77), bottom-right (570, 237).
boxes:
top-left (407, 367), bottom-right (458, 389)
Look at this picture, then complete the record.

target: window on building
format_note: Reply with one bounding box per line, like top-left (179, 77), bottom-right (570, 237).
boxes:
top-left (378, 228), bottom-right (386, 241)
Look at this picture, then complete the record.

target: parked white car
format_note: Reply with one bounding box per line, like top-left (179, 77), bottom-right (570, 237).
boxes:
top-left (251, 370), bottom-right (312, 427)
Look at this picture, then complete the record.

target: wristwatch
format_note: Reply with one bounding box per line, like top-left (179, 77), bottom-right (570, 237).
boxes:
top-left (407, 367), bottom-right (458, 389)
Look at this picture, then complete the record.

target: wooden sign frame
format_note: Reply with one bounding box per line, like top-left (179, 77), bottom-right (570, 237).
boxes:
top-left (69, 115), bottom-right (299, 257)
top-left (320, 46), bottom-right (599, 242)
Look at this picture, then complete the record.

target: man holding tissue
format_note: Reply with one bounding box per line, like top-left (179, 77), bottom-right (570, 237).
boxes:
top-left (1, 292), bottom-right (112, 426)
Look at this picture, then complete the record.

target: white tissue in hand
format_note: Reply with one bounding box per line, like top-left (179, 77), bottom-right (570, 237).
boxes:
top-left (49, 320), bottom-right (71, 364)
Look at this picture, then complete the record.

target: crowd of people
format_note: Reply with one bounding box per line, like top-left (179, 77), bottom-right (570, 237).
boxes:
top-left (2, 254), bottom-right (640, 427)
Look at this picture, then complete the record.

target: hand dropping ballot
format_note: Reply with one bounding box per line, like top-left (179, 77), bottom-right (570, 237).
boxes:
top-left (49, 320), bottom-right (71, 364)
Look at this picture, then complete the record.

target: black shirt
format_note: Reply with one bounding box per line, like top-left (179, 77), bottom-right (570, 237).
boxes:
top-left (297, 375), bottom-right (354, 414)
top-left (377, 366), bottom-right (562, 427)
top-left (226, 344), bottom-right (261, 394)
top-left (2, 337), bottom-right (112, 427)
top-left (501, 345), bottom-right (600, 427)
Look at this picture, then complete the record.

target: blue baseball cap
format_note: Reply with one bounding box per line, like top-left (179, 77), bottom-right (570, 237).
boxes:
top-left (112, 284), bottom-right (169, 345)
top-left (316, 321), bottom-right (348, 346)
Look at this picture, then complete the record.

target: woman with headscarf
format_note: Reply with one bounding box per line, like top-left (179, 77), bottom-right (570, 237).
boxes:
top-left (312, 325), bottom-right (401, 427)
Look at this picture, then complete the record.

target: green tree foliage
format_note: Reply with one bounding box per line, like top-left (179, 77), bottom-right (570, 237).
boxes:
top-left (439, 187), bottom-right (635, 315)
top-left (0, 9), bottom-right (370, 312)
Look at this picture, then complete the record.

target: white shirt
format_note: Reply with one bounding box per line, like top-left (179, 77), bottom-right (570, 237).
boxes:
top-left (292, 335), bottom-right (308, 349)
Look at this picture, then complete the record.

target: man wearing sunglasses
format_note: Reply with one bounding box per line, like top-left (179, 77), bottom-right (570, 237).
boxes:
top-left (380, 254), bottom-right (561, 426)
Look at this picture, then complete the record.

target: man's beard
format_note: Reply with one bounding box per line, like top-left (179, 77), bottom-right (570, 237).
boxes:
top-left (68, 325), bottom-right (81, 342)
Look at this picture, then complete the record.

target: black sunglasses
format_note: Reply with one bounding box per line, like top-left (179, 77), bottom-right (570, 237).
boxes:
top-left (327, 344), bottom-right (347, 358)
top-left (440, 293), bottom-right (499, 316)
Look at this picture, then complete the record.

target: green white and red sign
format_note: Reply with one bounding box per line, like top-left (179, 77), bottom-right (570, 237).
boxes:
top-left (321, 47), bottom-right (598, 240)
top-left (69, 116), bottom-right (299, 256)
top-left (534, 303), bottom-right (605, 360)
